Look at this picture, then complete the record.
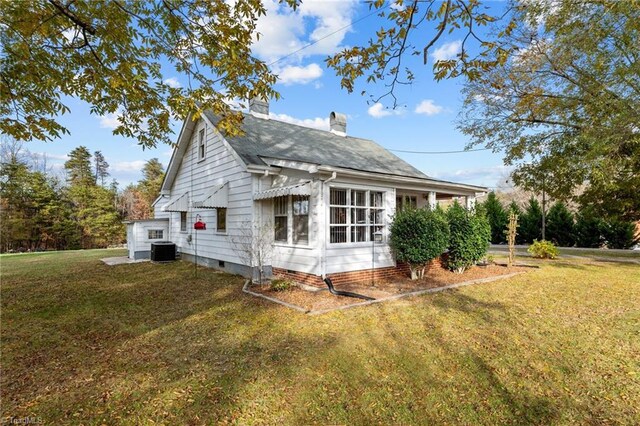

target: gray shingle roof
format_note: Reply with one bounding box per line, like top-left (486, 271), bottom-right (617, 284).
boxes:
top-left (203, 111), bottom-right (430, 180)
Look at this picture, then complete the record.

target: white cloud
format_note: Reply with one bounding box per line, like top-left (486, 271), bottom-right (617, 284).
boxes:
top-left (163, 77), bottom-right (182, 88)
top-left (112, 160), bottom-right (147, 172)
top-left (34, 152), bottom-right (69, 161)
top-left (431, 40), bottom-right (462, 62)
top-left (98, 112), bottom-right (121, 129)
top-left (276, 63), bottom-right (323, 85)
top-left (252, 0), bottom-right (358, 63)
top-left (367, 102), bottom-right (404, 119)
top-left (432, 165), bottom-right (513, 186)
top-left (269, 112), bottom-right (329, 131)
top-left (414, 99), bottom-right (444, 116)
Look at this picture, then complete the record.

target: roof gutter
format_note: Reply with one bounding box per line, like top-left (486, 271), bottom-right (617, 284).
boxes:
top-left (316, 165), bottom-right (487, 194)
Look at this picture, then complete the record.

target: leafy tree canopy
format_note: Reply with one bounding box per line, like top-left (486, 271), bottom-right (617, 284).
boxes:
top-left (459, 1), bottom-right (640, 220)
top-left (1, 0), bottom-right (287, 147)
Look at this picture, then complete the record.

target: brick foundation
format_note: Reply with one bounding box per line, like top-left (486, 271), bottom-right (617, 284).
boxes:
top-left (273, 257), bottom-right (444, 288)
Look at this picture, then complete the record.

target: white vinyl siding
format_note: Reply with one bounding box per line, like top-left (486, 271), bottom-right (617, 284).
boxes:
top-left (165, 118), bottom-right (254, 265)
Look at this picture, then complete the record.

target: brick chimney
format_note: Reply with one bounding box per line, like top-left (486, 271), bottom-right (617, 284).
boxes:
top-left (329, 112), bottom-right (346, 136)
top-left (249, 97), bottom-right (269, 119)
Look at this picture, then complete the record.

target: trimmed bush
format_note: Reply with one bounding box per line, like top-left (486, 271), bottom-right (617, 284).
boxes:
top-left (270, 278), bottom-right (294, 292)
top-left (390, 208), bottom-right (450, 279)
top-left (445, 202), bottom-right (491, 274)
top-left (528, 240), bottom-right (559, 259)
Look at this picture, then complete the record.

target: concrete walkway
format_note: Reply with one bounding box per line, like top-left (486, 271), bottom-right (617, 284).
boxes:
top-left (101, 256), bottom-right (149, 266)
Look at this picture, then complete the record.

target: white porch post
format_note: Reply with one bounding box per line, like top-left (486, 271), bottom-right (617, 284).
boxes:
top-left (428, 191), bottom-right (437, 210)
top-left (465, 195), bottom-right (476, 210)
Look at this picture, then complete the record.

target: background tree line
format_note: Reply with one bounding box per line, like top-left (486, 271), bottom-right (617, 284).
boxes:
top-left (0, 138), bottom-right (164, 252)
top-left (481, 192), bottom-right (638, 249)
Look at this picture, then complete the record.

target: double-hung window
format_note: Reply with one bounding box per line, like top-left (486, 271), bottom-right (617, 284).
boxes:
top-left (216, 208), bottom-right (226, 232)
top-left (180, 212), bottom-right (187, 232)
top-left (330, 188), bottom-right (385, 244)
top-left (273, 195), bottom-right (309, 245)
top-left (198, 128), bottom-right (206, 160)
top-left (274, 197), bottom-right (288, 242)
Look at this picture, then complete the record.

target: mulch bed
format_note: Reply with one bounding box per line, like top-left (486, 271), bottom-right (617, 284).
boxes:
top-left (250, 264), bottom-right (531, 312)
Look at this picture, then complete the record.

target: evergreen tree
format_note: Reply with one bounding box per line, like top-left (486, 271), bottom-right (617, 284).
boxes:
top-left (65, 146), bottom-right (94, 186)
top-left (482, 192), bottom-right (508, 244)
top-left (602, 220), bottom-right (639, 249)
top-left (575, 207), bottom-right (605, 248)
top-left (93, 150), bottom-right (110, 186)
top-left (139, 158), bottom-right (165, 218)
top-left (520, 197), bottom-right (543, 244)
top-left (546, 202), bottom-right (575, 247)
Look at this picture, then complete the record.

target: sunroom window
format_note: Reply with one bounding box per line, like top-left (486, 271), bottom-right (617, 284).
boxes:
top-left (330, 188), bottom-right (384, 244)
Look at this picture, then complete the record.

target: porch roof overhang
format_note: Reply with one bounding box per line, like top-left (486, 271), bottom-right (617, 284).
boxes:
top-left (254, 181), bottom-right (312, 200)
top-left (162, 192), bottom-right (189, 212)
top-left (193, 182), bottom-right (228, 209)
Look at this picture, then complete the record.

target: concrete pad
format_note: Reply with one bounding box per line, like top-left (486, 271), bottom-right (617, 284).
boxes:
top-left (101, 256), bottom-right (149, 266)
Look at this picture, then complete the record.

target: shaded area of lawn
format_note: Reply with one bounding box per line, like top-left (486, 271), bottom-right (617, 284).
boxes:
top-left (1, 249), bottom-right (639, 424)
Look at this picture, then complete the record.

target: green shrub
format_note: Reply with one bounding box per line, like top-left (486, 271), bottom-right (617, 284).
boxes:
top-left (270, 278), bottom-right (294, 292)
top-left (390, 208), bottom-right (450, 279)
top-left (445, 202), bottom-right (491, 273)
top-left (528, 240), bottom-right (559, 259)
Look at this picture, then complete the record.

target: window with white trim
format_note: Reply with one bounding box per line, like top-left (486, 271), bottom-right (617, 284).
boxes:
top-left (330, 188), bottom-right (385, 244)
top-left (292, 195), bottom-right (309, 244)
top-left (273, 195), bottom-right (309, 245)
top-left (216, 208), bottom-right (226, 232)
top-left (274, 197), bottom-right (288, 242)
top-left (198, 128), bottom-right (206, 160)
top-left (180, 212), bottom-right (187, 232)
top-left (148, 229), bottom-right (164, 240)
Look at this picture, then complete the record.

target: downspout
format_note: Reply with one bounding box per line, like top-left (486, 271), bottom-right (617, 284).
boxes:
top-left (256, 170), bottom-right (270, 281)
top-left (320, 172), bottom-right (337, 279)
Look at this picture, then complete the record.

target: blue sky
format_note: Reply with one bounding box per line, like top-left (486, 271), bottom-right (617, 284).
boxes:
top-left (27, 0), bottom-right (511, 189)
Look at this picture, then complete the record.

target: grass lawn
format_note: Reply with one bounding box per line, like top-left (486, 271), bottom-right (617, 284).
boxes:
top-left (2, 250), bottom-right (639, 424)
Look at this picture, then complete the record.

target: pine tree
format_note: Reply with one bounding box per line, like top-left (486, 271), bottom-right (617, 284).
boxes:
top-left (138, 158), bottom-right (165, 218)
top-left (65, 146), bottom-right (94, 186)
top-left (575, 207), bottom-right (604, 248)
top-left (520, 197), bottom-right (543, 244)
top-left (482, 192), bottom-right (508, 244)
top-left (93, 150), bottom-right (110, 186)
top-left (546, 202), bottom-right (575, 247)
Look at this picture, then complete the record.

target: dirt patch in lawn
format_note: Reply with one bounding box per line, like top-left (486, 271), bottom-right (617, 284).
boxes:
top-left (249, 264), bottom-right (531, 312)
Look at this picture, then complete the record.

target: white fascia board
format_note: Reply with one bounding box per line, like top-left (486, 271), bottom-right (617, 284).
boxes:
top-left (161, 113), bottom-right (195, 192)
top-left (316, 165), bottom-right (488, 194)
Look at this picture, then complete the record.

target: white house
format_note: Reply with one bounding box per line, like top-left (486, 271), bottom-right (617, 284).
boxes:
top-left (128, 98), bottom-right (487, 285)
